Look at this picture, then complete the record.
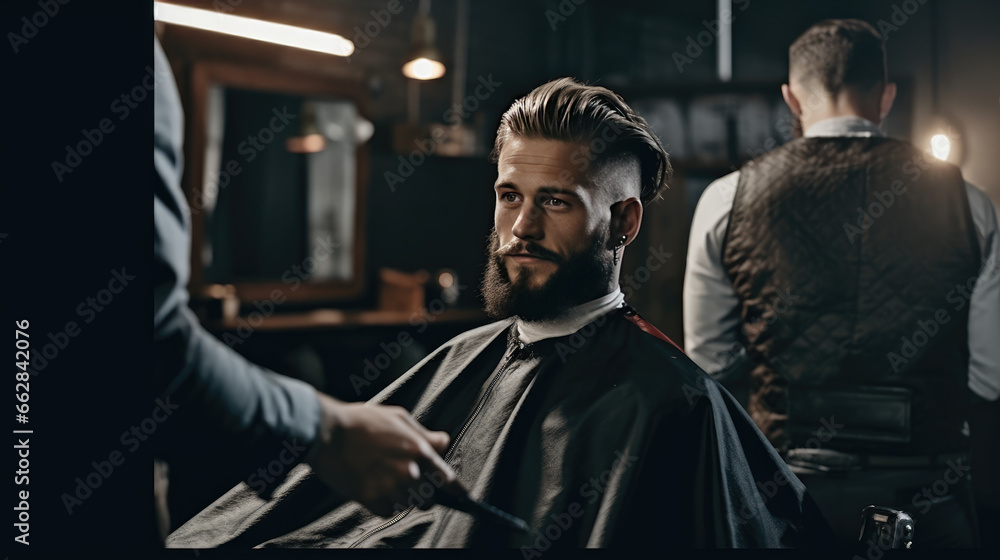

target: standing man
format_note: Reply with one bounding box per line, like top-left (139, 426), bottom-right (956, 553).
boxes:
top-left (683, 19), bottom-right (999, 547)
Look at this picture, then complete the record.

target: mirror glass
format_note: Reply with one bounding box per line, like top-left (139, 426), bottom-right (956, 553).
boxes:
top-left (199, 85), bottom-right (368, 287)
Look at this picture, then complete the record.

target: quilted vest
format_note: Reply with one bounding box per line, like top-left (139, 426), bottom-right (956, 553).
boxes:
top-left (722, 137), bottom-right (981, 455)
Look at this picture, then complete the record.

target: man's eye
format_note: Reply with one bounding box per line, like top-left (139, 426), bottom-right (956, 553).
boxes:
top-left (544, 197), bottom-right (567, 207)
top-left (500, 192), bottom-right (520, 203)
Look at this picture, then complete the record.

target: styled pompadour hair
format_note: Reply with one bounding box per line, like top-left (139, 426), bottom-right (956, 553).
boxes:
top-left (490, 78), bottom-right (671, 205)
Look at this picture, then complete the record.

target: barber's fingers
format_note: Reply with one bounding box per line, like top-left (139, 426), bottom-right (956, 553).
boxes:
top-left (426, 430), bottom-right (451, 453)
top-left (395, 409), bottom-right (452, 455)
top-left (410, 437), bottom-right (456, 487)
top-left (376, 406), bottom-right (456, 488)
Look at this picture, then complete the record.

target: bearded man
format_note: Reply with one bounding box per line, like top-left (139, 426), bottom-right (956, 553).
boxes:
top-left (168, 78), bottom-right (830, 549)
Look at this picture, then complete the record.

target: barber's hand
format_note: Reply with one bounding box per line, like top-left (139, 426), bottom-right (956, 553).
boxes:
top-left (306, 391), bottom-right (457, 518)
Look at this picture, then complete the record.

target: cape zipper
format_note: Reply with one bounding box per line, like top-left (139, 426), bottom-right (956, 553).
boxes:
top-left (349, 336), bottom-right (529, 547)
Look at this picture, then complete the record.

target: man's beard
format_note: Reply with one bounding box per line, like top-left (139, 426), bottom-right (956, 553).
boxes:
top-left (480, 229), bottom-right (613, 322)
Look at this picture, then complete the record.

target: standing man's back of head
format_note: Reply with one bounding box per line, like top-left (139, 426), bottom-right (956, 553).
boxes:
top-left (782, 19), bottom-right (897, 133)
top-left (789, 19), bottom-right (887, 97)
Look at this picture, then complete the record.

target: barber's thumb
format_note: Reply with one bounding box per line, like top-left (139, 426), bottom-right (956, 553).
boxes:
top-left (426, 430), bottom-right (450, 452)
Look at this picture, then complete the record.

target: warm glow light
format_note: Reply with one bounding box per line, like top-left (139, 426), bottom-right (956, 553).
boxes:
top-left (286, 134), bottom-right (326, 153)
top-left (438, 272), bottom-right (454, 289)
top-left (153, 1), bottom-right (353, 57)
top-left (930, 133), bottom-right (951, 161)
top-left (402, 57), bottom-right (446, 80)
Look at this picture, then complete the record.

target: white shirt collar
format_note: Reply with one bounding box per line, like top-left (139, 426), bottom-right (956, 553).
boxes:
top-left (804, 116), bottom-right (884, 138)
top-left (515, 287), bottom-right (625, 344)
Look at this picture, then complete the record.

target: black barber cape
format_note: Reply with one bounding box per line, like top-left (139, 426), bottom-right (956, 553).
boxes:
top-left (168, 306), bottom-right (831, 549)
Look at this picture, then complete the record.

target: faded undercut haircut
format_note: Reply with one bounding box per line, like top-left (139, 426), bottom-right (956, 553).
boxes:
top-left (789, 19), bottom-right (887, 97)
top-left (490, 78), bottom-right (671, 205)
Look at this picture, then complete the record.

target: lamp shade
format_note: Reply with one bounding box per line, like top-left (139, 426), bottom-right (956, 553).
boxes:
top-left (286, 102), bottom-right (326, 153)
top-left (402, 13), bottom-right (445, 80)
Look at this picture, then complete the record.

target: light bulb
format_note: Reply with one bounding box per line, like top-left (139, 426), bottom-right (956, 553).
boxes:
top-left (402, 57), bottom-right (446, 80)
top-left (930, 133), bottom-right (951, 161)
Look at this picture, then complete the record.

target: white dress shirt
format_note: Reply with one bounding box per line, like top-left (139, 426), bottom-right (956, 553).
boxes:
top-left (682, 116), bottom-right (1000, 401)
top-left (516, 287), bottom-right (625, 344)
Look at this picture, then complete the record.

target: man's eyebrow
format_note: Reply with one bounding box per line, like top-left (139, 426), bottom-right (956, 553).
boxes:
top-left (495, 182), bottom-right (579, 196)
top-left (536, 187), bottom-right (580, 199)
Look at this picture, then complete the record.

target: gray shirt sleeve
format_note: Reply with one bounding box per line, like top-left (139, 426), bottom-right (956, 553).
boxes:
top-left (964, 182), bottom-right (1000, 401)
top-left (152, 37), bottom-right (321, 483)
top-left (682, 171), bottom-right (747, 381)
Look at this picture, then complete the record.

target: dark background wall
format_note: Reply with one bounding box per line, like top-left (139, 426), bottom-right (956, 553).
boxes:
top-left (160, 0), bottom-right (1000, 399)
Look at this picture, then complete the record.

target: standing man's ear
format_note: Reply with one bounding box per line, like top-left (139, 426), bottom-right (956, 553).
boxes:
top-left (879, 82), bottom-right (897, 122)
top-left (781, 83), bottom-right (802, 117)
top-left (611, 197), bottom-right (643, 247)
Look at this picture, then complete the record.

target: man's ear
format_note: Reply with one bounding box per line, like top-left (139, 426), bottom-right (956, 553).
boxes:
top-left (611, 197), bottom-right (643, 246)
top-left (781, 83), bottom-right (802, 117)
top-left (880, 82), bottom-right (897, 121)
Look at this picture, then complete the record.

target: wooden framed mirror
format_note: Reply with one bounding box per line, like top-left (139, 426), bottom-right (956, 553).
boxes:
top-left (184, 61), bottom-right (369, 304)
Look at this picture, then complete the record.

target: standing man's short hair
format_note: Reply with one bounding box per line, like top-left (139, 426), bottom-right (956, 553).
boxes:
top-left (491, 78), bottom-right (672, 204)
top-left (789, 19), bottom-right (887, 96)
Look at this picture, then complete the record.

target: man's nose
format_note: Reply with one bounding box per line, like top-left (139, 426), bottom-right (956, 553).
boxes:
top-left (511, 201), bottom-right (544, 241)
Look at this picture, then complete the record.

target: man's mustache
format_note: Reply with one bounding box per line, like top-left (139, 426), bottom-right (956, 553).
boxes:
top-left (495, 241), bottom-right (563, 264)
